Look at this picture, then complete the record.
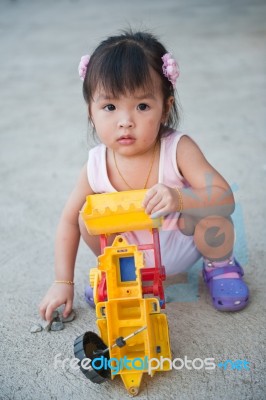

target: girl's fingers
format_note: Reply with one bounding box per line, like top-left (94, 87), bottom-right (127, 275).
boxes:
top-left (146, 200), bottom-right (161, 214)
top-left (39, 301), bottom-right (47, 320)
top-left (144, 184), bottom-right (176, 216)
top-left (143, 183), bottom-right (167, 207)
top-left (143, 187), bottom-right (158, 208)
top-left (45, 304), bottom-right (55, 322)
top-left (144, 193), bottom-right (164, 214)
top-left (63, 299), bottom-right (73, 318)
top-left (45, 300), bottom-right (61, 322)
top-left (148, 194), bottom-right (168, 214)
top-left (150, 208), bottom-right (169, 219)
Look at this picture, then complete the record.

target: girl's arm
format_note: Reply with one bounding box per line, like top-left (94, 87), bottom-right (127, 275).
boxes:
top-left (39, 163), bottom-right (94, 321)
top-left (143, 135), bottom-right (235, 218)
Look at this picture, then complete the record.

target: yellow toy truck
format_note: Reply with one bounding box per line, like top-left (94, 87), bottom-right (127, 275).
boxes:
top-left (74, 190), bottom-right (171, 396)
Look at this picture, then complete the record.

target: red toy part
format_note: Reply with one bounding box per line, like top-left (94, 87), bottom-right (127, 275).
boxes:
top-left (98, 272), bottom-right (107, 302)
top-left (139, 228), bottom-right (166, 308)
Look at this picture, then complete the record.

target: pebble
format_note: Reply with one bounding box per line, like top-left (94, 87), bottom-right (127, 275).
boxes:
top-left (32, 309), bottom-right (75, 334)
top-left (51, 321), bottom-right (64, 331)
top-left (52, 310), bottom-right (59, 319)
top-left (42, 310), bottom-right (60, 331)
top-left (61, 310), bottom-right (76, 323)
top-left (30, 323), bottom-right (43, 333)
top-left (42, 320), bottom-right (52, 331)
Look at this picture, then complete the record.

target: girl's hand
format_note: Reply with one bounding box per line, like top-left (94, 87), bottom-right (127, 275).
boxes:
top-left (143, 183), bottom-right (179, 218)
top-left (39, 284), bottom-right (74, 322)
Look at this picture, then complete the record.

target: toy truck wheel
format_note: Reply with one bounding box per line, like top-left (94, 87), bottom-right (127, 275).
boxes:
top-left (74, 331), bottom-right (110, 383)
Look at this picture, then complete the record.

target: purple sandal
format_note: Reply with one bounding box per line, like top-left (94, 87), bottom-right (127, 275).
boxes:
top-left (84, 285), bottom-right (95, 308)
top-left (203, 259), bottom-right (249, 311)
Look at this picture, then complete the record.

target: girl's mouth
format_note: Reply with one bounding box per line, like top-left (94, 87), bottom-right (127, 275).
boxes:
top-left (117, 136), bottom-right (136, 145)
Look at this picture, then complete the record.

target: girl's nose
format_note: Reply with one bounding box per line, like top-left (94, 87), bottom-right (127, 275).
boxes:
top-left (118, 116), bottom-right (134, 128)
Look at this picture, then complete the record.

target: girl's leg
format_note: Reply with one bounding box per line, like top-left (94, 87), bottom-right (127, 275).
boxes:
top-left (180, 214), bottom-right (249, 311)
top-left (193, 215), bottom-right (235, 265)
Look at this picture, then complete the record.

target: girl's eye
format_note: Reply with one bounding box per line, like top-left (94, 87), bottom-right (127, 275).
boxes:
top-left (138, 103), bottom-right (150, 111)
top-left (104, 104), bottom-right (116, 111)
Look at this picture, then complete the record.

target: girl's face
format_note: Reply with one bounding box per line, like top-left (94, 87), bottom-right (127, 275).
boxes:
top-left (89, 70), bottom-right (173, 157)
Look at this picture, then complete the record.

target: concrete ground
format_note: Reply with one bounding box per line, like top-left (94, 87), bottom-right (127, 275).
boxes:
top-left (0, 0), bottom-right (266, 399)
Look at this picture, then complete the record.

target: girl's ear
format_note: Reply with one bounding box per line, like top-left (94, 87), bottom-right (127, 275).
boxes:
top-left (89, 117), bottom-right (95, 129)
top-left (162, 96), bottom-right (174, 123)
top-left (166, 96), bottom-right (174, 114)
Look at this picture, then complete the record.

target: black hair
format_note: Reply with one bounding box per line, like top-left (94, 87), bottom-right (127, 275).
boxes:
top-left (83, 30), bottom-right (180, 136)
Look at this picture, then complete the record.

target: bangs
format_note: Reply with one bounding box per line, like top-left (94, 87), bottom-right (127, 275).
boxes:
top-left (86, 43), bottom-right (155, 99)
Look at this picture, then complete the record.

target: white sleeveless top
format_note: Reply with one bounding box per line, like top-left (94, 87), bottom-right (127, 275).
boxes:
top-left (87, 130), bottom-right (200, 275)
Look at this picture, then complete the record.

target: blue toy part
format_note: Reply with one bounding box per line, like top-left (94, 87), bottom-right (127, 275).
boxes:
top-left (119, 256), bottom-right (137, 282)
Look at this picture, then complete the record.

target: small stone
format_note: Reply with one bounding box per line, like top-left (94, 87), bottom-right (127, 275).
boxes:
top-left (51, 310), bottom-right (59, 319)
top-left (42, 310), bottom-right (60, 331)
top-left (30, 324), bottom-right (43, 333)
top-left (42, 320), bottom-right (52, 331)
top-left (61, 310), bottom-right (76, 323)
top-left (51, 321), bottom-right (64, 331)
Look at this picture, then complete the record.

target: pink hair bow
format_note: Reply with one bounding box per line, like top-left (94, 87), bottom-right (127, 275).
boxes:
top-left (162, 53), bottom-right (180, 88)
top-left (78, 55), bottom-right (90, 81)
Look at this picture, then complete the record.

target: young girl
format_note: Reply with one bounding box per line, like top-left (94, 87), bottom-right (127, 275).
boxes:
top-left (39, 30), bottom-right (249, 322)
